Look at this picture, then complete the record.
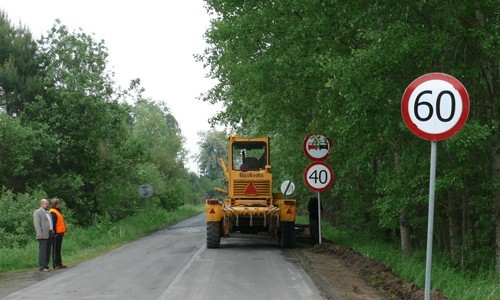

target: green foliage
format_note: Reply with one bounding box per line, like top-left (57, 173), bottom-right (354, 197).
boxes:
top-left (0, 189), bottom-right (46, 248)
top-left (0, 205), bottom-right (203, 273)
top-left (1, 19), bottom-right (192, 225)
top-left (0, 14), bottom-right (197, 232)
top-left (0, 11), bottom-right (42, 115)
top-left (323, 224), bottom-right (498, 300)
top-left (129, 98), bottom-right (187, 211)
top-left (201, 0), bottom-right (499, 275)
top-left (196, 129), bottom-right (228, 181)
top-left (0, 115), bottom-right (45, 190)
top-left (15, 20), bottom-right (132, 222)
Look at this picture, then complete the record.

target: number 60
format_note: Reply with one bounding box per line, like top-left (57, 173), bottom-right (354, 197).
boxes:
top-left (414, 90), bottom-right (456, 122)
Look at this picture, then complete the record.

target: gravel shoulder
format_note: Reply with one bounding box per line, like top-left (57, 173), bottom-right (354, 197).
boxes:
top-left (294, 241), bottom-right (448, 300)
top-left (0, 268), bottom-right (59, 299)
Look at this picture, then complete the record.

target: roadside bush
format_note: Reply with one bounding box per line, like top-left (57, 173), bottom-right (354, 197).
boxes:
top-left (0, 189), bottom-right (46, 248)
top-left (158, 192), bottom-right (181, 210)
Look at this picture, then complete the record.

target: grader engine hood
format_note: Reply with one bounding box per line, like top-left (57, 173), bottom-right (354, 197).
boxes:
top-left (231, 177), bottom-right (271, 199)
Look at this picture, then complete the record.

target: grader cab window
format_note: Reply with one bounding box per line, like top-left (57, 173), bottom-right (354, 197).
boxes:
top-left (232, 141), bottom-right (267, 171)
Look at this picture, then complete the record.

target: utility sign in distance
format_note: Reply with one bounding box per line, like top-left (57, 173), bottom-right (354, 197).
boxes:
top-left (304, 161), bottom-right (334, 192)
top-left (138, 184), bottom-right (153, 198)
top-left (280, 180), bottom-right (295, 196)
top-left (401, 73), bottom-right (469, 141)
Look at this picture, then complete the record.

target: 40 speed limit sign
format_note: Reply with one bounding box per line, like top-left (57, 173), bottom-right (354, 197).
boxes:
top-left (401, 73), bottom-right (469, 141)
top-left (304, 161), bottom-right (334, 192)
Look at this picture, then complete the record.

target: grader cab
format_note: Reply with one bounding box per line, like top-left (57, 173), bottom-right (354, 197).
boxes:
top-left (205, 134), bottom-right (296, 248)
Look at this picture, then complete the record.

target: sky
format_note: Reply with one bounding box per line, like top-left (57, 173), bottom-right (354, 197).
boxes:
top-left (0, 0), bottom-right (222, 173)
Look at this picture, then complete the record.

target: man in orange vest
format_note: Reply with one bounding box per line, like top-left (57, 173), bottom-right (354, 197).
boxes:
top-left (50, 198), bottom-right (67, 269)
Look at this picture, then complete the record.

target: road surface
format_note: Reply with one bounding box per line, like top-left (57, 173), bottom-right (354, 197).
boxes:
top-left (3, 213), bottom-right (326, 300)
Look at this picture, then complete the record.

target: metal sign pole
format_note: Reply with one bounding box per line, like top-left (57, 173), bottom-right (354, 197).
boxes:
top-left (317, 191), bottom-right (322, 244)
top-left (424, 141), bottom-right (437, 300)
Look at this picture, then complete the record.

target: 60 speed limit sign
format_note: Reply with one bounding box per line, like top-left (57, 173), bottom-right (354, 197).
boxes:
top-left (304, 161), bottom-right (334, 192)
top-left (402, 73), bottom-right (469, 141)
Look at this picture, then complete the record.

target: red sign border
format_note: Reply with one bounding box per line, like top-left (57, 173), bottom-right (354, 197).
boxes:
top-left (401, 72), bottom-right (470, 141)
top-left (303, 161), bottom-right (335, 192)
top-left (303, 133), bottom-right (333, 161)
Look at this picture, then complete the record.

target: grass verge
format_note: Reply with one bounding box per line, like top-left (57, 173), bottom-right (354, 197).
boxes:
top-left (321, 222), bottom-right (498, 300)
top-left (0, 204), bottom-right (204, 273)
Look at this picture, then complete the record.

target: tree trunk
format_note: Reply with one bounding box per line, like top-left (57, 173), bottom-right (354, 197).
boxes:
top-left (392, 150), bottom-right (412, 256)
top-left (493, 132), bottom-right (500, 281)
top-left (400, 211), bottom-right (412, 256)
top-left (448, 190), bottom-right (459, 267)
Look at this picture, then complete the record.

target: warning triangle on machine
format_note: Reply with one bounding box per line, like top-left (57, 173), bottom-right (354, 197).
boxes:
top-left (245, 182), bottom-right (258, 195)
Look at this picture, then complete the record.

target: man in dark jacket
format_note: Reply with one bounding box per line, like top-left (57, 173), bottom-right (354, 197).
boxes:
top-left (307, 195), bottom-right (324, 244)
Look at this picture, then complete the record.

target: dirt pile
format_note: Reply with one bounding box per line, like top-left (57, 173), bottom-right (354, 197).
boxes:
top-left (296, 241), bottom-right (448, 300)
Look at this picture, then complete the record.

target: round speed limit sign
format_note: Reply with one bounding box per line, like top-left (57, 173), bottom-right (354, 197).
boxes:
top-left (304, 161), bottom-right (334, 192)
top-left (402, 73), bottom-right (469, 141)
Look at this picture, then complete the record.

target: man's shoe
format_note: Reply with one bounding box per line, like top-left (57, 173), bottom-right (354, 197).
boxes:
top-left (40, 268), bottom-right (50, 272)
top-left (55, 265), bottom-right (67, 269)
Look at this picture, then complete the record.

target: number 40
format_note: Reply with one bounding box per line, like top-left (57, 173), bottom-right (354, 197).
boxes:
top-left (309, 170), bottom-right (329, 184)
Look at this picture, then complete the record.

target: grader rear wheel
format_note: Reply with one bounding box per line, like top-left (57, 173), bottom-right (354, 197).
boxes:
top-left (206, 221), bottom-right (221, 248)
top-left (279, 221), bottom-right (295, 248)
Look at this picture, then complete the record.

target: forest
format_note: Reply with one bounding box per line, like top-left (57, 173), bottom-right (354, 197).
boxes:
top-left (0, 0), bottom-right (498, 285)
top-left (0, 13), bottom-right (212, 250)
top-left (196, 0), bottom-right (499, 279)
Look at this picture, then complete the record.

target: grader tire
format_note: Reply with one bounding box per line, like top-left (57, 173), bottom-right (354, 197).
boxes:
top-left (279, 221), bottom-right (295, 248)
top-left (206, 221), bottom-right (221, 248)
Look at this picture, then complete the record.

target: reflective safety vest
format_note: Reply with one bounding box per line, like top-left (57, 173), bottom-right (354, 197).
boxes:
top-left (49, 208), bottom-right (67, 234)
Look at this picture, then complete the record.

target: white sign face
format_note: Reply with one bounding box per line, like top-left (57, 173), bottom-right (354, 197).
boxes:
top-left (304, 162), bottom-right (334, 192)
top-left (303, 134), bottom-right (332, 160)
top-left (280, 180), bottom-right (295, 196)
top-left (407, 80), bottom-right (463, 134)
top-left (138, 184), bottom-right (153, 198)
top-left (402, 73), bottom-right (469, 141)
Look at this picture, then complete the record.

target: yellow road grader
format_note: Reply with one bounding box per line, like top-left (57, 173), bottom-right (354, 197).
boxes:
top-left (205, 134), bottom-right (297, 248)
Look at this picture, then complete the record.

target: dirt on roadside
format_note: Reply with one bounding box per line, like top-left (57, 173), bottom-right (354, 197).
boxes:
top-left (0, 268), bottom-right (59, 299)
top-left (294, 241), bottom-right (448, 300)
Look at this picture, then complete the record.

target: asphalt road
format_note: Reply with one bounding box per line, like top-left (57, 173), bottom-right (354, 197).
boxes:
top-left (3, 213), bottom-right (325, 300)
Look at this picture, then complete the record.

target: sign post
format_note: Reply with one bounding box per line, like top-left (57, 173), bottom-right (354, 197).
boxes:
top-left (317, 192), bottom-right (321, 243)
top-left (401, 73), bottom-right (469, 300)
top-left (303, 134), bottom-right (334, 244)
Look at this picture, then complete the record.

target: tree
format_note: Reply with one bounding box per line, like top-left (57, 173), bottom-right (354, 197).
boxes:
top-left (201, 0), bottom-right (499, 273)
top-left (130, 97), bottom-right (187, 210)
top-left (0, 114), bottom-right (48, 191)
top-left (196, 130), bottom-right (227, 181)
top-left (20, 20), bottom-right (132, 223)
top-left (0, 11), bottom-right (42, 116)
